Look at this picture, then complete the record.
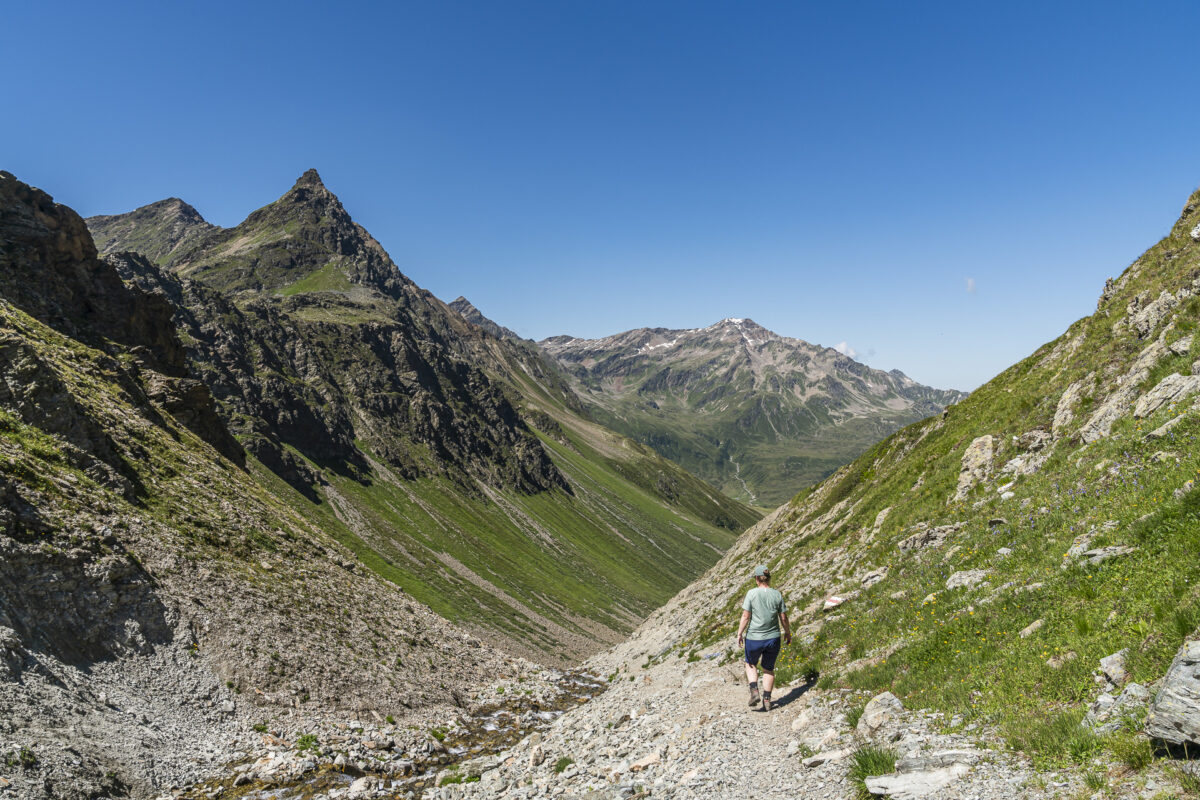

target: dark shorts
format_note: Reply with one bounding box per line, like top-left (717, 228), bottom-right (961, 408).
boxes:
top-left (744, 637), bottom-right (781, 672)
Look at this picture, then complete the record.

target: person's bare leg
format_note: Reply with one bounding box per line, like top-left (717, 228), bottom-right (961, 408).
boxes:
top-left (762, 671), bottom-right (775, 693)
top-left (745, 661), bottom-right (760, 706)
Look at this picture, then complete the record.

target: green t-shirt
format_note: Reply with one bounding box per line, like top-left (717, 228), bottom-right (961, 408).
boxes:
top-left (742, 586), bottom-right (786, 640)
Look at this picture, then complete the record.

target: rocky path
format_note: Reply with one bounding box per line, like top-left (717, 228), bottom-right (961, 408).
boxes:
top-left (436, 650), bottom-right (1059, 800)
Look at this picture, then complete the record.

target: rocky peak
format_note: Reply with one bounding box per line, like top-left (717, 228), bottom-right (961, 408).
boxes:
top-left (448, 296), bottom-right (522, 341)
top-left (88, 196), bottom-right (215, 265)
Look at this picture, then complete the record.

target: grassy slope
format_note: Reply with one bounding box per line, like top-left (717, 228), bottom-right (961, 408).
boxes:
top-left (261, 363), bottom-right (755, 662)
top-left (671, 187), bottom-right (1200, 764)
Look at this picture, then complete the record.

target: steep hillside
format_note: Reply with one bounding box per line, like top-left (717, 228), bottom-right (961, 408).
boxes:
top-left (86, 171), bottom-right (758, 662)
top-left (605, 185), bottom-right (1200, 772)
top-left (540, 318), bottom-right (964, 506)
top-left (0, 171), bottom-right (534, 798)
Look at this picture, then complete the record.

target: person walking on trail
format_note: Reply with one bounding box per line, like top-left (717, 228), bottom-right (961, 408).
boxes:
top-left (737, 564), bottom-right (791, 711)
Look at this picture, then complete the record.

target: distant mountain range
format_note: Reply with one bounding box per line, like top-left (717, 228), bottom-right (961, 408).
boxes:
top-left (448, 303), bottom-right (964, 506)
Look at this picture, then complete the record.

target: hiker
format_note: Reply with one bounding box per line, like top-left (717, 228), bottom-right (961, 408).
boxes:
top-left (736, 564), bottom-right (791, 711)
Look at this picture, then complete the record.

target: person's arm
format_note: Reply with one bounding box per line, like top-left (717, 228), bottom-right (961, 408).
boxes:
top-left (779, 610), bottom-right (792, 645)
top-left (736, 609), bottom-right (751, 646)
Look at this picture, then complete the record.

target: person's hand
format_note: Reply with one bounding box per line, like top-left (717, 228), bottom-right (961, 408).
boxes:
top-left (737, 633), bottom-right (744, 646)
top-left (785, 633), bottom-right (792, 646)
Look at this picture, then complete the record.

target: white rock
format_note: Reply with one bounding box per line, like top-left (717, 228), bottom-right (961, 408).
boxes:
top-left (1019, 619), bottom-right (1044, 638)
top-left (945, 570), bottom-right (988, 591)
top-left (865, 763), bottom-right (970, 798)
top-left (953, 436), bottom-right (994, 501)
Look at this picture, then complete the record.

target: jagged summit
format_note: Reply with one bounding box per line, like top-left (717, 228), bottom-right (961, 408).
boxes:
top-left (448, 295), bottom-right (522, 341)
top-left (89, 170), bottom-right (408, 298)
top-left (87, 196), bottom-right (214, 265)
top-left (294, 167), bottom-right (325, 187)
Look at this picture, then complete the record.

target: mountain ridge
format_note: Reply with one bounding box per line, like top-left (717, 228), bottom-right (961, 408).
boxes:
top-left (538, 315), bottom-right (965, 505)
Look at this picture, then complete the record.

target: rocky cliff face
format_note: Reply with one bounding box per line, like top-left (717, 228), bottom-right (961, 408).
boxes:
top-left (91, 170), bottom-right (565, 498)
top-left (540, 317), bottom-right (965, 505)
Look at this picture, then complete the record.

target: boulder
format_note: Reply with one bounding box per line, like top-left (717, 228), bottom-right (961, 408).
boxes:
top-left (1053, 376), bottom-right (1094, 438)
top-left (1147, 415), bottom-right (1188, 439)
top-left (1134, 374), bottom-right (1200, 418)
top-left (1100, 649), bottom-right (1130, 687)
top-left (1086, 683), bottom-right (1150, 733)
top-left (898, 523), bottom-right (962, 553)
top-left (1146, 640), bottom-right (1200, 745)
top-left (865, 764), bottom-right (971, 799)
top-left (861, 568), bottom-right (887, 589)
top-left (945, 570), bottom-right (988, 591)
top-left (857, 691), bottom-right (903, 735)
top-left (953, 436), bottom-right (994, 501)
top-left (895, 749), bottom-right (980, 772)
top-left (1130, 290), bottom-right (1181, 339)
top-left (1082, 546), bottom-right (1137, 566)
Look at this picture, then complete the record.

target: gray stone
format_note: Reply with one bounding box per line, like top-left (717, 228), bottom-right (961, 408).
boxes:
top-left (1019, 619), bottom-right (1044, 639)
top-left (945, 570), bottom-right (988, 591)
top-left (1134, 373), bottom-right (1200, 418)
top-left (895, 749), bottom-right (980, 773)
top-left (1147, 415), bottom-right (1188, 439)
top-left (1053, 376), bottom-right (1094, 438)
top-left (1086, 683), bottom-right (1150, 733)
top-left (1146, 640), bottom-right (1200, 745)
top-left (1169, 335), bottom-right (1194, 356)
top-left (858, 691), bottom-right (903, 735)
top-left (953, 436), bottom-right (994, 501)
top-left (1100, 650), bottom-right (1130, 686)
top-left (865, 763), bottom-right (971, 798)
top-left (898, 524), bottom-right (962, 553)
top-left (801, 747), bottom-right (851, 768)
top-left (1082, 546), bottom-right (1137, 566)
top-left (861, 568), bottom-right (887, 588)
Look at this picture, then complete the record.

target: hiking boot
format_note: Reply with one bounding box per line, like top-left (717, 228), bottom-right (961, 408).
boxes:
top-left (748, 685), bottom-right (760, 707)
top-left (762, 693), bottom-right (772, 712)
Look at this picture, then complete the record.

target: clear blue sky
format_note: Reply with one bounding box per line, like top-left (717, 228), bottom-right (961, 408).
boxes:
top-left (4, 1), bottom-right (1198, 390)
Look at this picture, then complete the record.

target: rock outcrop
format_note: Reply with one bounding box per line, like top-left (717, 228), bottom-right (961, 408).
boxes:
top-left (1146, 640), bottom-right (1200, 746)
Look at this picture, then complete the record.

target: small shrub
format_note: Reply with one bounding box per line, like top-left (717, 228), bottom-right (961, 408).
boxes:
top-left (1004, 711), bottom-right (1098, 766)
top-left (847, 746), bottom-right (897, 800)
top-left (1083, 770), bottom-right (1106, 790)
top-left (439, 772), bottom-right (463, 786)
top-left (1106, 731), bottom-right (1154, 771)
top-left (687, 651), bottom-right (701, 663)
top-left (295, 734), bottom-right (318, 752)
top-left (251, 723), bottom-right (268, 734)
top-left (385, 715), bottom-right (395, 725)
top-left (845, 703), bottom-right (867, 729)
top-left (429, 727), bottom-right (447, 742)
top-left (554, 756), bottom-right (574, 773)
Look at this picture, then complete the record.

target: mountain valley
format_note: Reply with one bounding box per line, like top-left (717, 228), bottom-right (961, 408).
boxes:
top-left (4, 167), bottom-right (1200, 800)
